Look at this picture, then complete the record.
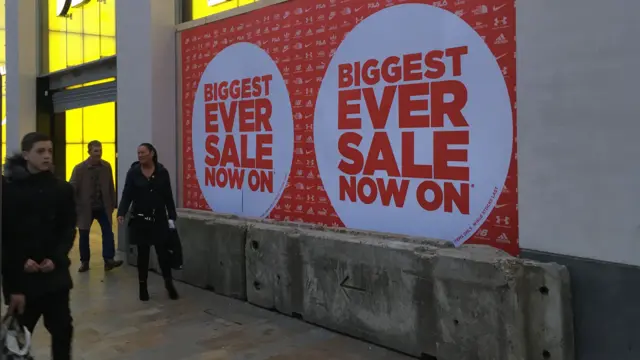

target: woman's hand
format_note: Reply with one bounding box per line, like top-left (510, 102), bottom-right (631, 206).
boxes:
top-left (117, 216), bottom-right (125, 225)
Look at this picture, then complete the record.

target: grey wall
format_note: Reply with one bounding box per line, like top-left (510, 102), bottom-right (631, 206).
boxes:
top-left (116, 0), bottom-right (177, 199)
top-left (518, 0), bottom-right (640, 266)
top-left (518, 1), bottom-right (640, 358)
top-left (5, 0), bottom-right (37, 154)
top-left (523, 250), bottom-right (640, 360)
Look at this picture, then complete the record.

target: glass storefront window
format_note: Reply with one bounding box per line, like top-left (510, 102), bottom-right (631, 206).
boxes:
top-left (45, 0), bottom-right (116, 73)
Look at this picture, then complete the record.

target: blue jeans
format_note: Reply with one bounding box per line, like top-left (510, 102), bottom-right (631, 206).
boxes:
top-left (79, 209), bottom-right (115, 262)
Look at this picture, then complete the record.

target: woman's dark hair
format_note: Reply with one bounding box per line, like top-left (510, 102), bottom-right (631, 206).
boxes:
top-left (140, 143), bottom-right (158, 164)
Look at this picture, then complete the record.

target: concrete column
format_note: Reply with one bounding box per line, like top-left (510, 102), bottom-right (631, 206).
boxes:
top-left (116, 1), bottom-right (177, 251)
top-left (5, 0), bottom-right (38, 154)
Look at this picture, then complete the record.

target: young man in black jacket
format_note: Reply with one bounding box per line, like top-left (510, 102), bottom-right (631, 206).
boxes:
top-left (2, 132), bottom-right (77, 360)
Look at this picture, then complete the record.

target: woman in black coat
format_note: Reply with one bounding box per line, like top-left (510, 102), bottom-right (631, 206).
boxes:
top-left (117, 143), bottom-right (179, 301)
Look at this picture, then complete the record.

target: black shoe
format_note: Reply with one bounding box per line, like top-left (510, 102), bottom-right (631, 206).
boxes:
top-left (139, 281), bottom-right (150, 301)
top-left (165, 279), bottom-right (179, 300)
top-left (78, 262), bottom-right (89, 273)
top-left (105, 259), bottom-right (124, 271)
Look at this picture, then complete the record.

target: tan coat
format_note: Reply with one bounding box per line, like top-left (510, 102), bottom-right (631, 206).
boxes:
top-left (70, 159), bottom-right (117, 230)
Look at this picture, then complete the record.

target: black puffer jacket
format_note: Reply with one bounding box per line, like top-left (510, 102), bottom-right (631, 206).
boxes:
top-left (2, 154), bottom-right (77, 299)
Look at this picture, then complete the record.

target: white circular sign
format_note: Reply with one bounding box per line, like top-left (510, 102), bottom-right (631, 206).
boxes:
top-left (192, 42), bottom-right (293, 218)
top-left (314, 4), bottom-right (512, 245)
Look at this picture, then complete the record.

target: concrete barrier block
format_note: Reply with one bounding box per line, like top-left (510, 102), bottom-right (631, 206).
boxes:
top-left (207, 217), bottom-right (247, 299)
top-left (175, 210), bottom-right (247, 300)
top-left (183, 210), bottom-right (573, 359)
top-left (245, 222), bottom-right (301, 315)
top-left (522, 260), bottom-right (574, 360)
top-left (297, 228), bottom-right (438, 357)
top-left (245, 221), bottom-right (574, 359)
top-left (431, 246), bottom-right (527, 359)
top-left (174, 214), bottom-right (213, 288)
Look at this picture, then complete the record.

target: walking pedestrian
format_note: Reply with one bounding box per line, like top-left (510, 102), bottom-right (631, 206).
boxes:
top-left (70, 140), bottom-right (123, 272)
top-left (117, 143), bottom-right (179, 301)
top-left (2, 132), bottom-right (76, 360)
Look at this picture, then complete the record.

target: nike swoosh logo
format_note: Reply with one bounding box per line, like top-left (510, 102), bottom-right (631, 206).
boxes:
top-left (493, 4), bottom-right (506, 11)
top-left (495, 204), bottom-right (508, 209)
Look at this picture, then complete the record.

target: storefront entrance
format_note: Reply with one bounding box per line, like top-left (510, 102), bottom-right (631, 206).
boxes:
top-left (36, 61), bottom-right (118, 183)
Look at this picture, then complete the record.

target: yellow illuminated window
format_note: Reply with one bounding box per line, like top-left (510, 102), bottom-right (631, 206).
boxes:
top-left (47, 1), bottom-right (66, 32)
top-left (65, 102), bottom-right (117, 182)
top-left (65, 108), bottom-right (83, 143)
top-left (46, 0), bottom-right (117, 73)
top-left (83, 35), bottom-right (100, 63)
top-left (65, 144), bottom-right (84, 180)
top-left (48, 31), bottom-right (67, 72)
top-left (191, 0), bottom-right (257, 20)
top-left (65, 7), bottom-right (83, 34)
top-left (83, 103), bottom-right (115, 142)
top-left (100, 36), bottom-right (116, 58)
top-left (82, 2), bottom-right (101, 35)
top-left (66, 33), bottom-right (84, 68)
top-left (99, 0), bottom-right (116, 36)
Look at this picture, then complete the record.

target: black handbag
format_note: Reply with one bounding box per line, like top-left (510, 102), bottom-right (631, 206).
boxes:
top-left (167, 228), bottom-right (183, 270)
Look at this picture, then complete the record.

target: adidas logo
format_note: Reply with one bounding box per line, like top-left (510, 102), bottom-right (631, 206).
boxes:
top-left (496, 233), bottom-right (510, 243)
top-left (495, 34), bottom-right (508, 44)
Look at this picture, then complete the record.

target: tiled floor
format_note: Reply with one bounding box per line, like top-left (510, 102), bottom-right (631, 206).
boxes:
top-left (29, 222), bottom-right (412, 360)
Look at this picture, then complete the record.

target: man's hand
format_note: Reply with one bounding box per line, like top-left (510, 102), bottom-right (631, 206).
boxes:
top-left (24, 259), bottom-right (39, 273)
top-left (117, 216), bottom-right (124, 225)
top-left (8, 294), bottom-right (25, 315)
top-left (40, 259), bottom-right (55, 273)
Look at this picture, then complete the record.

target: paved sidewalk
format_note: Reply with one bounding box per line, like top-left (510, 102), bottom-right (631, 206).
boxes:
top-left (29, 225), bottom-right (412, 360)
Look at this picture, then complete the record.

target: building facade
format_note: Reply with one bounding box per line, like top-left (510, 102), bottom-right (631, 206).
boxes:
top-left (3, 0), bottom-right (255, 180)
top-left (4, 1), bottom-right (640, 359)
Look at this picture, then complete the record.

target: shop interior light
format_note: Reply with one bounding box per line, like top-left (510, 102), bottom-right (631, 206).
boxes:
top-left (208, 0), bottom-right (231, 6)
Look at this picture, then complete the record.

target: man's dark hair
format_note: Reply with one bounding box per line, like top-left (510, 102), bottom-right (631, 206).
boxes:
top-left (88, 140), bottom-right (102, 151)
top-left (21, 132), bottom-right (51, 152)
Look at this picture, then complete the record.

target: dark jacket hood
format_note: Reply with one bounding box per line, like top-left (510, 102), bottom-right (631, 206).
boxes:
top-left (4, 153), bottom-right (55, 181)
top-left (4, 154), bottom-right (30, 181)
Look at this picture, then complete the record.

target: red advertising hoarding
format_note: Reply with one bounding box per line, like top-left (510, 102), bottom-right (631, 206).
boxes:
top-left (180, 0), bottom-right (518, 255)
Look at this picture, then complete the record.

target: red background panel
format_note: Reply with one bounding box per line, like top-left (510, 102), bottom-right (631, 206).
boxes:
top-left (180, 0), bottom-right (518, 255)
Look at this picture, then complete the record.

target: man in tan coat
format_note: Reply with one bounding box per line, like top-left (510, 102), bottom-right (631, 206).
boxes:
top-left (70, 140), bottom-right (123, 272)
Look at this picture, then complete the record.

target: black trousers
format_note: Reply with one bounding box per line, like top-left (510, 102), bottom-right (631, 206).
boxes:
top-left (131, 220), bottom-right (172, 282)
top-left (137, 241), bottom-right (172, 282)
top-left (22, 290), bottom-right (73, 360)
